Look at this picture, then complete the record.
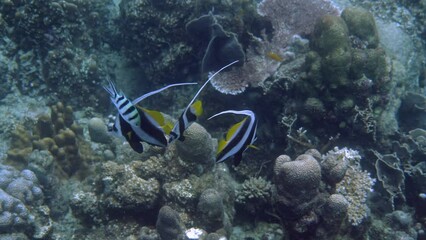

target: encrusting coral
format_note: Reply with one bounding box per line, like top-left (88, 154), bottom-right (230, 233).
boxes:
top-left (7, 102), bottom-right (96, 176)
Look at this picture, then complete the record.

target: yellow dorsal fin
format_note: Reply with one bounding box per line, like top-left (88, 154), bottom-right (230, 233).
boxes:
top-left (141, 108), bottom-right (165, 126)
top-left (226, 118), bottom-right (246, 140)
top-left (162, 120), bottom-right (174, 135)
top-left (217, 139), bottom-right (228, 154)
top-left (190, 100), bottom-right (203, 117)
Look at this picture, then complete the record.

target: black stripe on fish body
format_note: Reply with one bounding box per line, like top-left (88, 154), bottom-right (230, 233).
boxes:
top-left (185, 109), bottom-right (197, 123)
top-left (123, 105), bottom-right (136, 116)
top-left (128, 112), bottom-right (139, 121)
top-left (177, 115), bottom-right (187, 141)
top-left (175, 110), bottom-right (196, 142)
top-left (216, 118), bottom-right (251, 162)
top-left (169, 131), bottom-right (179, 143)
top-left (118, 115), bottom-right (144, 153)
top-left (115, 95), bottom-right (125, 104)
top-left (232, 119), bottom-right (257, 166)
top-left (138, 110), bottom-right (168, 147)
top-left (118, 99), bottom-right (130, 110)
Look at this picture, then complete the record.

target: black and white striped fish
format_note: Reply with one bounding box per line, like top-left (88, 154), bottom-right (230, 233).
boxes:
top-left (104, 80), bottom-right (196, 153)
top-left (168, 60), bottom-right (239, 143)
top-left (208, 110), bottom-right (258, 166)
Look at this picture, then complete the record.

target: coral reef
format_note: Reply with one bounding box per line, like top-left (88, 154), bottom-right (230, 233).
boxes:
top-left (118, 0), bottom-right (195, 85)
top-left (0, 0), bottom-right (117, 104)
top-left (7, 102), bottom-right (95, 177)
top-left (175, 122), bottom-right (215, 173)
top-left (88, 117), bottom-right (112, 144)
top-left (0, 164), bottom-right (51, 239)
top-left (197, 188), bottom-right (226, 233)
top-left (156, 205), bottom-right (184, 240)
top-left (274, 152), bottom-right (322, 219)
top-left (208, 0), bottom-right (339, 95)
top-left (272, 147), bottom-right (376, 238)
top-left (235, 176), bottom-right (273, 215)
top-left (186, 12), bottom-right (245, 73)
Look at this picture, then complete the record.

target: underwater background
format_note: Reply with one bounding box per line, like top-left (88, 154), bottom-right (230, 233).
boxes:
top-left (0, 0), bottom-right (425, 239)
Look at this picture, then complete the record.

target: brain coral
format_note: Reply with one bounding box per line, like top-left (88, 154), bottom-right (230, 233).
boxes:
top-left (273, 152), bottom-right (322, 219)
top-left (274, 154), bottom-right (321, 202)
top-left (175, 122), bottom-right (215, 167)
top-left (156, 205), bottom-right (184, 240)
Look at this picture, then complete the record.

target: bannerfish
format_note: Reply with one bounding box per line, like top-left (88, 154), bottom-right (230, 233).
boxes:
top-left (104, 80), bottom-right (196, 153)
top-left (208, 110), bottom-right (258, 166)
top-left (168, 60), bottom-right (239, 143)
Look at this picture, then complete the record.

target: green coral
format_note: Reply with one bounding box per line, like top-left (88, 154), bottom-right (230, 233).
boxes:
top-left (341, 7), bottom-right (380, 48)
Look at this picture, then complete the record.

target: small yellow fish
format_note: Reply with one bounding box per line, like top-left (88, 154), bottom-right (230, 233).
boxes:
top-left (266, 52), bottom-right (284, 62)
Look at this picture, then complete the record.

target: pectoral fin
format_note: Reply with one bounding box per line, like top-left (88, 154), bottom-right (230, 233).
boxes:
top-left (248, 144), bottom-right (259, 150)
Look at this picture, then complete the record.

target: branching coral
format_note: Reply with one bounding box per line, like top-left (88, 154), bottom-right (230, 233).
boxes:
top-left (332, 147), bottom-right (376, 226)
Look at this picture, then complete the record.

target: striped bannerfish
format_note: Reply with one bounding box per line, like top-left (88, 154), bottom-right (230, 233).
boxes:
top-left (208, 110), bottom-right (258, 166)
top-left (168, 60), bottom-right (239, 143)
top-left (104, 80), bottom-right (196, 153)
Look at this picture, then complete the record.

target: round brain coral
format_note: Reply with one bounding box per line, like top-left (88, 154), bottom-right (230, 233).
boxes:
top-left (321, 194), bottom-right (349, 227)
top-left (176, 122), bottom-right (214, 166)
top-left (274, 154), bottom-right (321, 202)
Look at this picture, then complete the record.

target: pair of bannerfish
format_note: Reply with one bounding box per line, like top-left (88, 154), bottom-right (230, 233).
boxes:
top-left (104, 61), bottom-right (257, 166)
